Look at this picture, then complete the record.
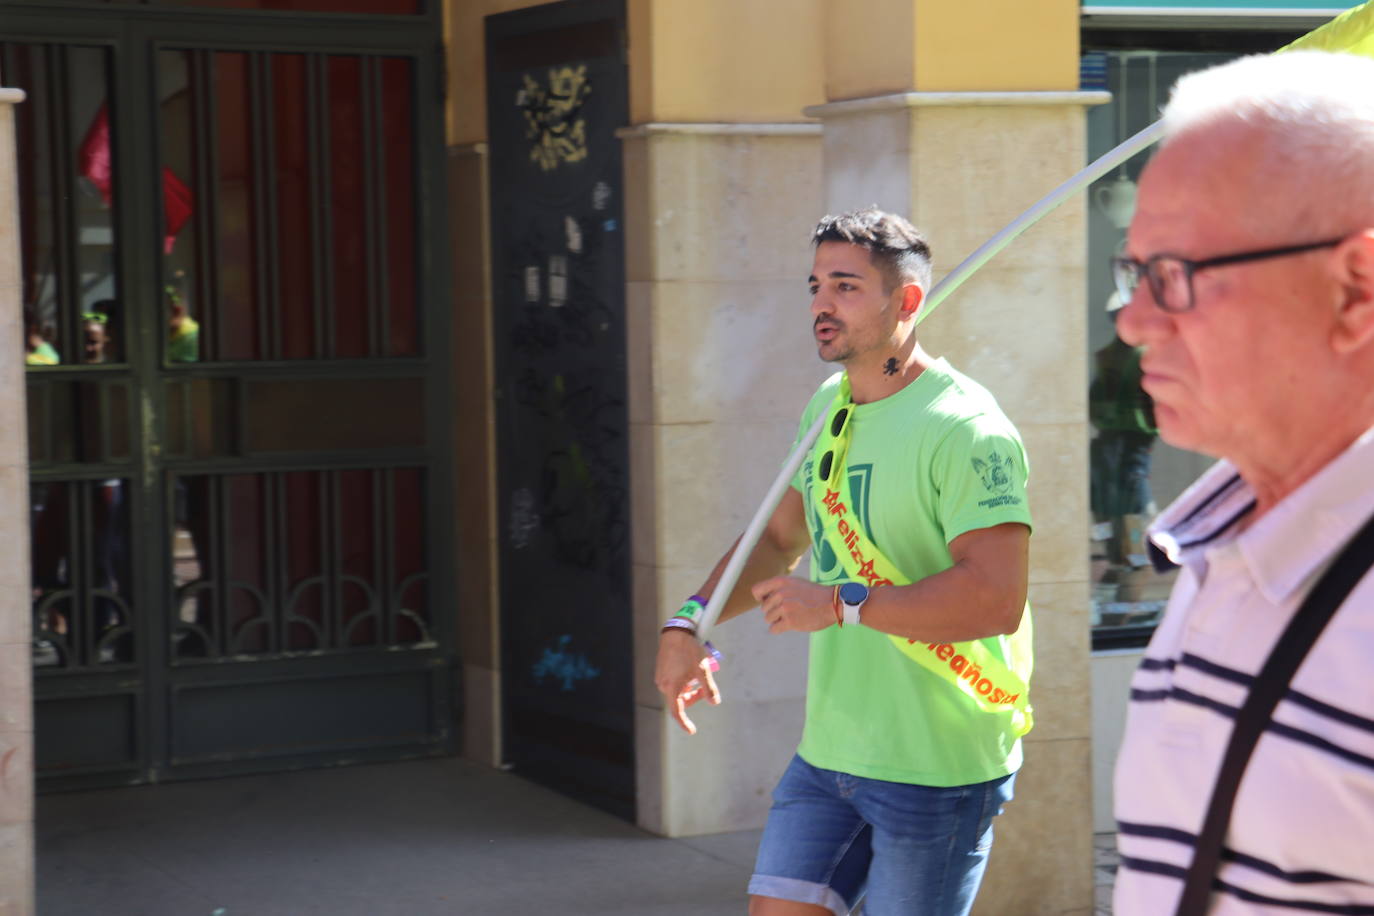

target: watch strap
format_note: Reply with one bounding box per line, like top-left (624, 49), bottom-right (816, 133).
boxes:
top-left (843, 600), bottom-right (862, 627)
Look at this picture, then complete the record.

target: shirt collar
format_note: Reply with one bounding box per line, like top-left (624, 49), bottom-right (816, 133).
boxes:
top-left (1148, 424), bottom-right (1374, 603)
top-left (1146, 463), bottom-right (1254, 572)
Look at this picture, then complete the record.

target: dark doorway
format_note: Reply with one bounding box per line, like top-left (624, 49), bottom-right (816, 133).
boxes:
top-left (4, 3), bottom-right (455, 789)
top-left (486, 0), bottom-right (633, 818)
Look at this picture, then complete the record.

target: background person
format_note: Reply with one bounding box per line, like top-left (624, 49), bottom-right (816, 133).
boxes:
top-left (165, 274), bottom-right (199, 364)
top-left (81, 300), bottom-right (117, 364)
top-left (655, 208), bottom-right (1033, 916)
top-left (1110, 51), bottom-right (1374, 913)
top-left (23, 306), bottom-right (59, 366)
top-left (1089, 292), bottom-right (1157, 522)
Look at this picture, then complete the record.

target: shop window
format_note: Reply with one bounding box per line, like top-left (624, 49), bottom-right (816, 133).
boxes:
top-left (6, 43), bottom-right (122, 370)
top-left (1084, 50), bottom-right (1240, 650)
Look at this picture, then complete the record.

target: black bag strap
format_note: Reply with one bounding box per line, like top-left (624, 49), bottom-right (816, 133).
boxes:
top-left (1174, 510), bottom-right (1374, 915)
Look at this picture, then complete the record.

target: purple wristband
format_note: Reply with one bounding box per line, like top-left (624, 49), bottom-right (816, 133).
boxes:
top-left (661, 617), bottom-right (698, 636)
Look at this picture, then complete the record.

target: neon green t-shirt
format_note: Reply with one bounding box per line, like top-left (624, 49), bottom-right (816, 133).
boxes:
top-left (790, 360), bottom-right (1033, 786)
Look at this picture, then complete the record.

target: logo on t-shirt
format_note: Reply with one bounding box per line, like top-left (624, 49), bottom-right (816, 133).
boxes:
top-left (973, 452), bottom-right (1022, 509)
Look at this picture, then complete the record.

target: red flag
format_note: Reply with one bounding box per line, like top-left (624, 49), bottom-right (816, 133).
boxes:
top-left (77, 103), bottom-right (195, 254)
top-left (161, 167), bottom-right (193, 254)
top-left (77, 104), bottom-right (113, 205)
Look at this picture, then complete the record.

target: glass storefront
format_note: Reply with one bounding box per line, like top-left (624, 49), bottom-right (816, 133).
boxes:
top-left (1083, 50), bottom-right (1241, 648)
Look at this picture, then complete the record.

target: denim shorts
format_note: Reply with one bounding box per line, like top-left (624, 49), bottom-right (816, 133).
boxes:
top-left (747, 755), bottom-right (1015, 916)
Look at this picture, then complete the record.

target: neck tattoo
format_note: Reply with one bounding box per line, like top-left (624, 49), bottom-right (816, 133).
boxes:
top-left (883, 358), bottom-right (899, 376)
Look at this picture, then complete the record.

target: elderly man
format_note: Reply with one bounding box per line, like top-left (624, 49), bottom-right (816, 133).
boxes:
top-left (1111, 51), bottom-right (1374, 913)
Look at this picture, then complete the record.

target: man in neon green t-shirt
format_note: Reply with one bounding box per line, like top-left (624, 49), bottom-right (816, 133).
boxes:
top-left (654, 208), bottom-right (1032, 916)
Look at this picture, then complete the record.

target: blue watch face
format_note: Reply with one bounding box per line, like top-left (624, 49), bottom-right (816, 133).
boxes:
top-left (839, 582), bottom-right (869, 606)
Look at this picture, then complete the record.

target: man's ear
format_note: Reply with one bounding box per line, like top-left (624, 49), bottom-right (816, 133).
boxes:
top-left (899, 283), bottom-right (924, 317)
top-left (1331, 230), bottom-right (1374, 355)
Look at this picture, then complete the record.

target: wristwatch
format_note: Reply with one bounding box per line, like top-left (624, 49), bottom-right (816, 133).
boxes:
top-left (838, 582), bottom-right (869, 626)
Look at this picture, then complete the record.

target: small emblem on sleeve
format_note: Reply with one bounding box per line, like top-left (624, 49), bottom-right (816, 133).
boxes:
top-left (972, 452), bottom-right (1022, 508)
top-left (972, 452), bottom-right (1013, 494)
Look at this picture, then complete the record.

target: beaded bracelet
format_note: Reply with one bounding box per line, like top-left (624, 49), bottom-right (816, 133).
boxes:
top-left (703, 641), bottom-right (723, 672)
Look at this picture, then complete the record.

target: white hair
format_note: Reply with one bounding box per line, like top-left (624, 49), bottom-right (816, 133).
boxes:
top-left (1159, 51), bottom-right (1374, 238)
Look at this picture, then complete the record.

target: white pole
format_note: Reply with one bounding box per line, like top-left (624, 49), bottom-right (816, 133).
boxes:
top-left (919, 120), bottom-right (1163, 320)
top-left (694, 120), bottom-right (1165, 641)
top-left (695, 411), bottom-right (827, 642)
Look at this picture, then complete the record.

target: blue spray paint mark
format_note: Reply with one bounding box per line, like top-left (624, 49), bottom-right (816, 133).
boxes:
top-left (532, 634), bottom-right (601, 692)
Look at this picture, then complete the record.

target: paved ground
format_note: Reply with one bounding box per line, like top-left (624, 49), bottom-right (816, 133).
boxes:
top-left (1095, 832), bottom-right (1121, 914)
top-left (36, 757), bottom-right (763, 916)
top-left (36, 755), bottom-right (1120, 915)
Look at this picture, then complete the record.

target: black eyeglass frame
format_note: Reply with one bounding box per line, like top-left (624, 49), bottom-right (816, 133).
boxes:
top-left (1111, 237), bottom-right (1345, 314)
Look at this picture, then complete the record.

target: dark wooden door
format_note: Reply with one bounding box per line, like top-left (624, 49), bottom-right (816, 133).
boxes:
top-left (486, 0), bottom-right (633, 817)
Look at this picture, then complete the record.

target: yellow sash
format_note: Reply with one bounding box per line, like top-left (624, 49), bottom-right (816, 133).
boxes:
top-left (809, 375), bottom-right (1034, 737)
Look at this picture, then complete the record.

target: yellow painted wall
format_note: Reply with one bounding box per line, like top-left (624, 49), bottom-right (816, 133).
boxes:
top-left (445, 0), bottom-right (1077, 142)
top-left (445, 0), bottom-right (545, 145)
top-left (823, 0), bottom-right (916, 102)
top-left (824, 0), bottom-right (1079, 100)
top-left (630, 0), bottom-right (825, 123)
top-left (445, 0), bottom-right (825, 143)
top-left (915, 0), bottom-right (1079, 91)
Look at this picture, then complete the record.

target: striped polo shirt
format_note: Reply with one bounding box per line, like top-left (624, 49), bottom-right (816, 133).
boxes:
top-left (1113, 424), bottom-right (1374, 914)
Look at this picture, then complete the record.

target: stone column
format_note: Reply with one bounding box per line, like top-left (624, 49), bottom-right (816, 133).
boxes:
top-left (0, 85), bottom-right (34, 916)
top-left (621, 122), bottom-right (825, 836)
top-left (446, 140), bottom-right (502, 768)
top-left (804, 88), bottom-right (1107, 914)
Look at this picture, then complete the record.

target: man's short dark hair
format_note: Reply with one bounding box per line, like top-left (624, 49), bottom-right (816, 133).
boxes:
top-left (813, 208), bottom-right (933, 293)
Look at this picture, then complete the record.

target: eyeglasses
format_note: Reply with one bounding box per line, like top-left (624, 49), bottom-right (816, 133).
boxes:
top-left (1110, 237), bottom-right (1343, 314)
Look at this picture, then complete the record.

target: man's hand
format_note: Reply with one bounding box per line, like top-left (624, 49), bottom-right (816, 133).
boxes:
top-left (752, 576), bottom-right (836, 634)
top-left (654, 629), bottom-right (720, 735)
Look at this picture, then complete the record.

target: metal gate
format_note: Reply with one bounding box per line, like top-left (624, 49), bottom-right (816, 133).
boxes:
top-left (3, 2), bottom-right (455, 790)
top-left (486, 0), bottom-right (634, 818)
